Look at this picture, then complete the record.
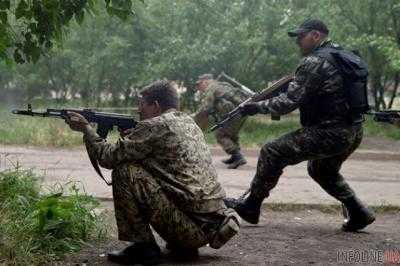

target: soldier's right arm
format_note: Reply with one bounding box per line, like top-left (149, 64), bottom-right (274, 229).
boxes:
top-left (255, 55), bottom-right (327, 115)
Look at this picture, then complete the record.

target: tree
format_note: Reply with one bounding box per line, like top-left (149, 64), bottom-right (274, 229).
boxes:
top-left (0, 0), bottom-right (138, 64)
top-left (322, 0), bottom-right (400, 109)
top-left (1, 0), bottom-right (399, 110)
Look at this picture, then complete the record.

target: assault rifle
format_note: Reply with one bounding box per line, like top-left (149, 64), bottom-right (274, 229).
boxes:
top-left (12, 104), bottom-right (138, 185)
top-left (210, 74), bottom-right (294, 132)
top-left (12, 104), bottom-right (137, 138)
top-left (368, 110), bottom-right (400, 124)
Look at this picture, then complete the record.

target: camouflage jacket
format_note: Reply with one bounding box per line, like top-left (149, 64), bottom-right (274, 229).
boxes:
top-left (194, 81), bottom-right (250, 124)
top-left (83, 109), bottom-right (226, 213)
top-left (259, 40), bottom-right (351, 127)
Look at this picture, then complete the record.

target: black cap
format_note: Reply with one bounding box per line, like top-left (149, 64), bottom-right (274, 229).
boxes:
top-left (288, 19), bottom-right (329, 37)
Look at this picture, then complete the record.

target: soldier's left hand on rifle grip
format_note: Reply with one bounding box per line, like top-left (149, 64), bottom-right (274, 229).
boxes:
top-left (65, 111), bottom-right (91, 132)
top-left (239, 102), bottom-right (264, 116)
top-left (118, 127), bottom-right (134, 138)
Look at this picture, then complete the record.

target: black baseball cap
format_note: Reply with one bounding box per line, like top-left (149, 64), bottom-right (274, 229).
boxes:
top-left (288, 19), bottom-right (329, 37)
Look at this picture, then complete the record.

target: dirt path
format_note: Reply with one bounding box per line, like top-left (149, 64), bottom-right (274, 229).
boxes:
top-left (1, 143), bottom-right (400, 206)
top-left (62, 203), bottom-right (400, 265)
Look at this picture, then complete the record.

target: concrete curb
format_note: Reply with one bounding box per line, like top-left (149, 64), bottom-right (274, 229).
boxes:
top-left (94, 197), bottom-right (400, 210)
top-left (210, 148), bottom-right (400, 161)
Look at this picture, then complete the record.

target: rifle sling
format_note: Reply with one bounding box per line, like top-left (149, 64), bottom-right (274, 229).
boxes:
top-left (86, 147), bottom-right (112, 186)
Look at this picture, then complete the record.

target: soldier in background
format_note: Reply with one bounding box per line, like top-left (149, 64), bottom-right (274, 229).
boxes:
top-left (224, 19), bottom-right (375, 232)
top-left (393, 115), bottom-right (400, 127)
top-left (193, 74), bottom-right (251, 169)
top-left (65, 80), bottom-right (240, 265)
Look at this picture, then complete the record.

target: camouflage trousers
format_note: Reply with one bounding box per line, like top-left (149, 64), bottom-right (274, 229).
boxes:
top-left (215, 116), bottom-right (247, 155)
top-left (112, 164), bottom-right (211, 248)
top-left (250, 124), bottom-right (363, 202)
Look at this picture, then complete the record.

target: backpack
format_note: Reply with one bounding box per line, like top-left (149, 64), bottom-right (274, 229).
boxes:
top-left (314, 47), bottom-right (370, 115)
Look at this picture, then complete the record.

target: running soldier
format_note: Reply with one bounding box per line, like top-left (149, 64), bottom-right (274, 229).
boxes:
top-left (225, 19), bottom-right (375, 232)
top-left (193, 74), bottom-right (251, 169)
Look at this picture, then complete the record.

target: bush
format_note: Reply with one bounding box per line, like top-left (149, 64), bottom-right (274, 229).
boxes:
top-left (0, 169), bottom-right (108, 265)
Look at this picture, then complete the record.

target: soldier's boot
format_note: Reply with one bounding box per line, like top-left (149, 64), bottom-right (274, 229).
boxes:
top-left (221, 155), bottom-right (235, 164)
top-left (108, 242), bottom-right (162, 265)
top-left (165, 243), bottom-right (199, 261)
top-left (223, 191), bottom-right (262, 224)
top-left (341, 197), bottom-right (375, 232)
top-left (227, 152), bottom-right (247, 169)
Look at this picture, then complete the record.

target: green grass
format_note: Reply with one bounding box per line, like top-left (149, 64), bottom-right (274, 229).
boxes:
top-left (0, 169), bottom-right (108, 265)
top-left (363, 116), bottom-right (400, 140)
top-left (208, 114), bottom-right (400, 148)
top-left (2, 104), bottom-right (400, 148)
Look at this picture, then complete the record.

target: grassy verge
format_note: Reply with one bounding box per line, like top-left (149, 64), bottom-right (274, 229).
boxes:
top-left (1, 105), bottom-right (400, 148)
top-left (363, 116), bottom-right (400, 140)
top-left (207, 115), bottom-right (400, 147)
top-left (0, 169), bottom-right (108, 265)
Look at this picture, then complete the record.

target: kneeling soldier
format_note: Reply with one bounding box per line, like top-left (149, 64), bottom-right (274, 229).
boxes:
top-left (65, 80), bottom-right (240, 265)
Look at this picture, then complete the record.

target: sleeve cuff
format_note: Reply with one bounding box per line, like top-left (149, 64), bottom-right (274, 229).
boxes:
top-left (259, 101), bottom-right (270, 114)
top-left (83, 126), bottom-right (101, 144)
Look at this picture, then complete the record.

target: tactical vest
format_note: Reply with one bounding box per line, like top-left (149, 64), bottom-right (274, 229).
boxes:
top-left (299, 44), bottom-right (369, 127)
top-left (314, 47), bottom-right (370, 116)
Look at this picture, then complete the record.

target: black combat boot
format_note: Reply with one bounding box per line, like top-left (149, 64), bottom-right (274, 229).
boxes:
top-left (227, 152), bottom-right (247, 169)
top-left (341, 197), bottom-right (375, 232)
top-left (165, 243), bottom-right (199, 261)
top-left (221, 155), bottom-right (235, 164)
top-left (107, 242), bottom-right (162, 265)
top-left (224, 191), bottom-right (263, 224)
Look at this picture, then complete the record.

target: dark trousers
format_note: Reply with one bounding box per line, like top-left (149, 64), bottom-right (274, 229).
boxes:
top-left (250, 124), bottom-right (363, 203)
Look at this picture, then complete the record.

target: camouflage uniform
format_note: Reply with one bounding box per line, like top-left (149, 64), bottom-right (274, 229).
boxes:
top-left (83, 109), bottom-right (238, 248)
top-left (194, 81), bottom-right (250, 155)
top-left (250, 39), bottom-right (362, 202)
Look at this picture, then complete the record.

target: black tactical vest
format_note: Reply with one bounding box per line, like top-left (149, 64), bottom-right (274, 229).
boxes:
top-left (299, 43), bottom-right (368, 127)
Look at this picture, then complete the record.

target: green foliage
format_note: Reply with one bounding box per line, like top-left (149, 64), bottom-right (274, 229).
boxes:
top-left (0, 169), bottom-right (108, 265)
top-left (0, 0), bottom-right (138, 64)
top-left (2, 0), bottom-right (398, 109)
top-left (0, 168), bottom-right (40, 202)
top-left (210, 115), bottom-right (400, 148)
top-left (363, 116), bottom-right (400, 140)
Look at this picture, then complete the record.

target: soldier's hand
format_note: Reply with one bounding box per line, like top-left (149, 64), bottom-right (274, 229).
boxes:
top-left (65, 111), bottom-right (91, 132)
top-left (239, 102), bottom-right (263, 116)
top-left (118, 128), bottom-right (134, 138)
